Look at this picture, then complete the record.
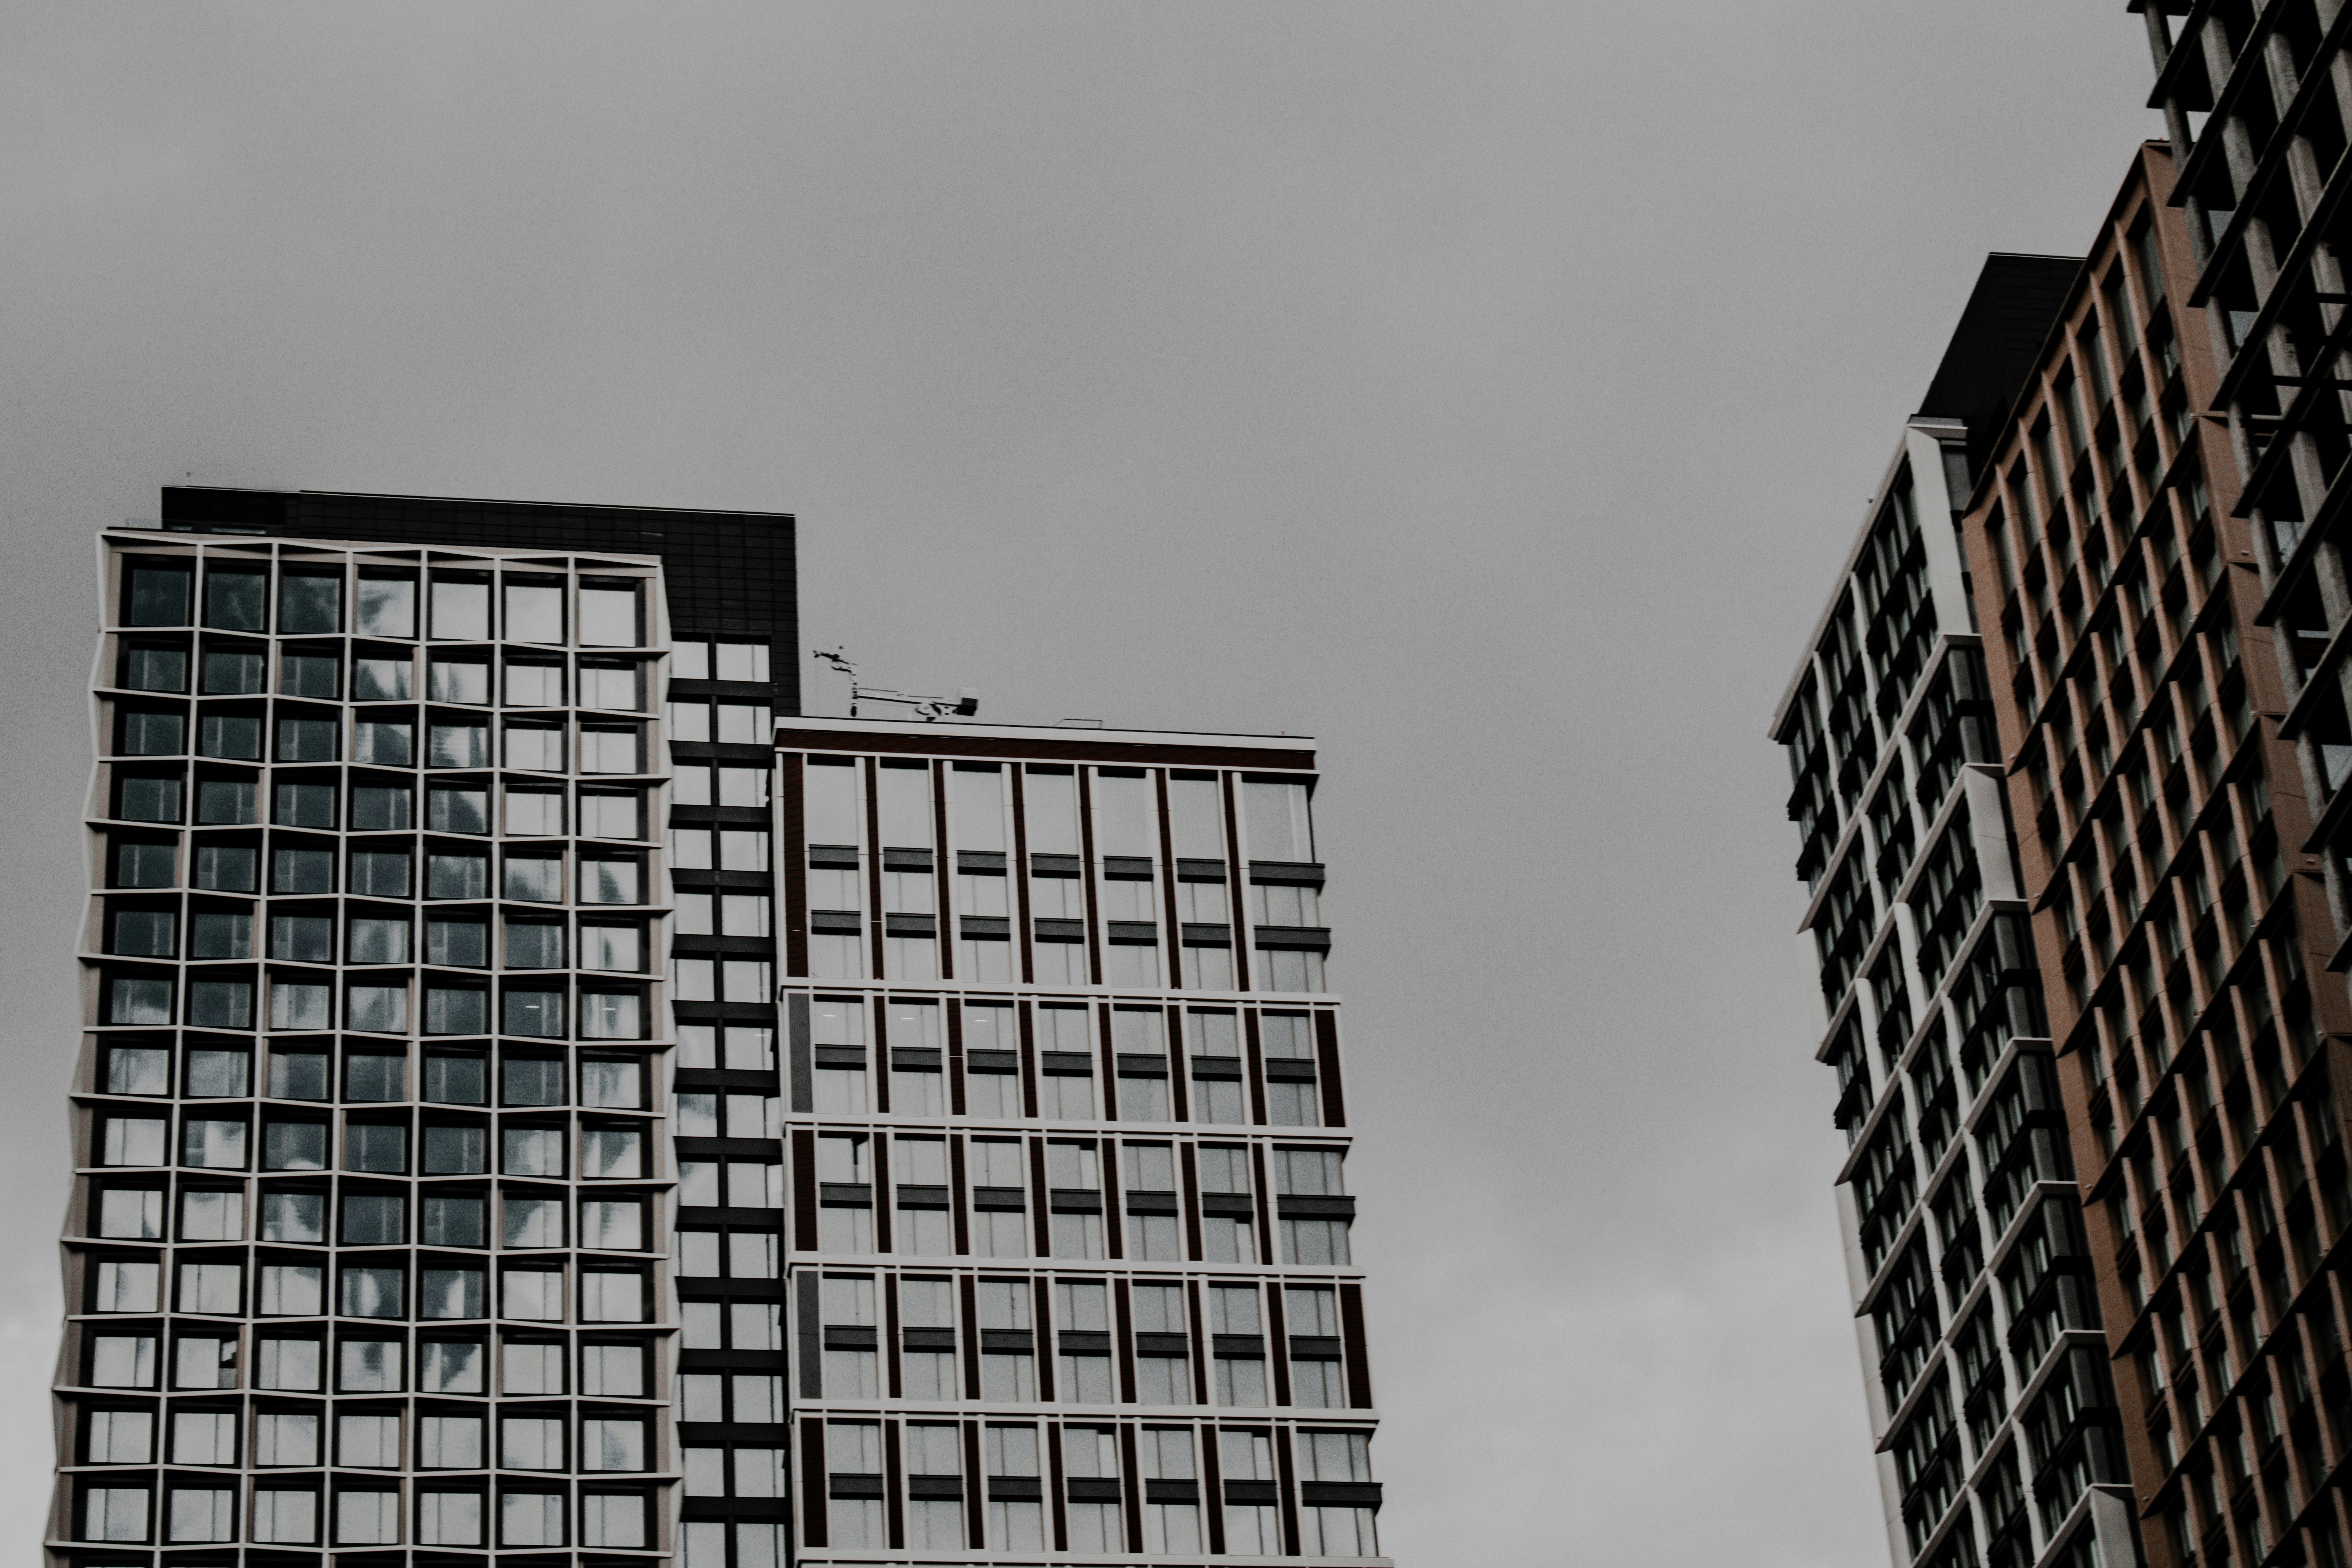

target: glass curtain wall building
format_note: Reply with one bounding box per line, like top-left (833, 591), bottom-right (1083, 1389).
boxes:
top-left (1773, 252), bottom-right (2147, 1568)
top-left (58, 490), bottom-right (796, 1568)
top-left (769, 716), bottom-right (1383, 1568)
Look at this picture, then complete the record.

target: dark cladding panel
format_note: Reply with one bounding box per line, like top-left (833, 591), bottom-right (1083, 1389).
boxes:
top-left (1914, 253), bottom-right (2083, 481)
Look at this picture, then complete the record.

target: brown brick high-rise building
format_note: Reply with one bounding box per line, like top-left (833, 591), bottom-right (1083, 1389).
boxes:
top-left (1959, 134), bottom-right (2352, 1568)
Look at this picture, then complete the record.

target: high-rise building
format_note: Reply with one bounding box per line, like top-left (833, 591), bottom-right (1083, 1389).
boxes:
top-left (1972, 15), bottom-right (2352, 1561)
top-left (766, 714), bottom-right (1381, 1566)
top-left (54, 489), bottom-right (1385, 1566)
top-left (1771, 247), bottom-right (2149, 1568)
top-left (62, 490), bottom-right (795, 1565)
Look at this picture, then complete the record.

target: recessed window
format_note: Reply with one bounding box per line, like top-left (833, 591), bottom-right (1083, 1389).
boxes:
top-left (194, 778), bottom-right (256, 824)
top-left (125, 561), bottom-right (192, 626)
top-left (201, 648), bottom-right (264, 694)
top-left (577, 660), bottom-right (638, 710)
top-left (116, 773), bottom-right (183, 824)
top-left (428, 786), bottom-right (489, 834)
top-left (279, 651), bottom-right (339, 699)
top-left (506, 658), bottom-right (564, 708)
top-left (503, 579), bottom-right (564, 644)
top-left (430, 575), bottom-right (490, 640)
top-left (356, 573), bottom-right (416, 638)
top-left (117, 707), bottom-right (185, 757)
top-left (121, 642), bottom-right (188, 692)
top-left (352, 655), bottom-right (412, 701)
top-left (204, 566), bottom-right (268, 632)
top-left (278, 572), bottom-right (341, 635)
top-left (429, 657), bottom-right (491, 705)
top-left (197, 712), bottom-right (261, 759)
top-left (580, 585), bottom-right (640, 648)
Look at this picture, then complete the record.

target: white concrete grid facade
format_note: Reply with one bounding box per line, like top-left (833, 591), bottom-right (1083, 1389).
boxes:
top-left (64, 533), bottom-right (682, 1561)
top-left (1774, 426), bottom-right (2140, 1568)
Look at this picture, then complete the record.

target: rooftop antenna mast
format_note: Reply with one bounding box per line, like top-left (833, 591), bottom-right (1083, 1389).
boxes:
top-left (813, 647), bottom-right (978, 722)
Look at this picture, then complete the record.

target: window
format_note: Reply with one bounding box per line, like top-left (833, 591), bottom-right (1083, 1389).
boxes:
top-left (1297, 1432), bottom-right (1377, 1555)
top-left (507, 786), bottom-right (564, 837)
top-left (108, 976), bottom-right (172, 1025)
top-left (175, 1424), bottom-right (252, 1489)
top-left (352, 775), bottom-right (413, 827)
top-left (1056, 1281), bottom-right (1113, 1403)
top-left (428, 785), bottom-right (489, 833)
top-left (1024, 766), bottom-right (1079, 854)
top-left (1062, 1426), bottom-right (1123, 1550)
top-left (580, 855), bottom-right (640, 904)
top-left (899, 1278), bottom-right (958, 1398)
top-left (827, 1421), bottom-right (885, 1547)
top-left (280, 650), bottom-right (339, 698)
top-left (1199, 1145), bottom-right (1256, 1262)
top-left (119, 706), bottom-right (188, 755)
top-left (254, 1337), bottom-right (320, 1390)
top-left (84, 1485), bottom-right (151, 1543)
top-left (116, 773), bottom-right (181, 823)
top-left (817, 1134), bottom-right (874, 1253)
top-left (1243, 779), bottom-right (1312, 861)
top-left (423, 1194), bottom-right (485, 1245)
top-left (580, 725), bottom-right (639, 773)
top-left (893, 1138), bottom-right (951, 1254)
top-left (822, 1275), bottom-right (879, 1394)
top-left (580, 584), bottom-right (640, 646)
top-left (126, 561), bottom-right (192, 626)
top-left (986, 1425), bottom-right (1044, 1550)
top-left (1039, 1004), bottom-right (1095, 1120)
top-left (428, 719), bottom-right (489, 766)
top-left (88, 1332), bottom-right (159, 1388)
top-left (277, 715), bottom-right (337, 762)
top-left (504, 855), bottom-right (563, 904)
top-left (1124, 1143), bottom-right (1180, 1259)
top-left (195, 779), bottom-right (256, 824)
top-left (95, 1259), bottom-right (159, 1311)
top-left (716, 702), bottom-right (770, 743)
top-left (902, 1423), bottom-right (965, 1548)
top-left (578, 659), bottom-right (639, 708)
top-left (579, 788), bottom-right (639, 838)
top-left (204, 566), bottom-right (267, 631)
top-left (1288, 1288), bottom-right (1343, 1405)
top-left (500, 1339), bottom-right (563, 1395)
top-left (713, 639), bottom-right (767, 681)
top-left (349, 915), bottom-right (409, 963)
top-left (505, 721), bottom-right (564, 772)
top-left (978, 1279), bottom-right (1035, 1400)
top-left (415, 1490), bottom-right (481, 1546)
top-left (279, 572), bottom-right (341, 634)
top-left (499, 1488), bottom-right (565, 1548)
top-left (1047, 1141), bottom-right (1104, 1259)
top-left (581, 1491), bottom-right (646, 1548)
top-left (813, 998), bottom-right (868, 1116)
top-left (357, 574), bottom-right (416, 637)
top-left (1209, 1286), bottom-right (1265, 1406)
top-left (113, 838), bottom-right (175, 889)
top-left (1132, 1283), bottom-right (1190, 1402)
top-left (801, 757), bottom-right (860, 846)
top-left (354, 656), bottom-right (411, 700)
top-left (1139, 1427), bottom-right (1201, 1553)
top-left (198, 711), bottom-right (260, 757)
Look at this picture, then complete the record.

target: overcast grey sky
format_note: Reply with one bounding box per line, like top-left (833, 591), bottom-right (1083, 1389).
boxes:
top-left (0, 4), bottom-right (2158, 1561)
